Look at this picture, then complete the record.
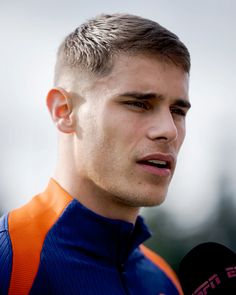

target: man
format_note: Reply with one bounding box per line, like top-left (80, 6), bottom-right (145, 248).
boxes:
top-left (0, 13), bottom-right (191, 294)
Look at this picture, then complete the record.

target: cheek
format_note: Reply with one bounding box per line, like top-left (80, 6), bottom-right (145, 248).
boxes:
top-left (74, 111), bottom-right (103, 161)
top-left (87, 115), bottom-right (119, 161)
top-left (105, 118), bottom-right (140, 155)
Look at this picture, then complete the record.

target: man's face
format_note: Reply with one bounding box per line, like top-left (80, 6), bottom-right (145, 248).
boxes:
top-left (72, 54), bottom-right (190, 208)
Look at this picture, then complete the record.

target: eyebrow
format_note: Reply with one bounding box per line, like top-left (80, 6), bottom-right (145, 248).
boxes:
top-left (119, 91), bottom-right (191, 109)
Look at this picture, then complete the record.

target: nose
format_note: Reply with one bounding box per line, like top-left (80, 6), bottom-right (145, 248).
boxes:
top-left (146, 110), bottom-right (178, 143)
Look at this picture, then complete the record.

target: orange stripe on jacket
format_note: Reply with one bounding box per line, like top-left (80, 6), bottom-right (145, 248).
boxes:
top-left (140, 245), bottom-right (184, 295)
top-left (8, 179), bottom-right (73, 295)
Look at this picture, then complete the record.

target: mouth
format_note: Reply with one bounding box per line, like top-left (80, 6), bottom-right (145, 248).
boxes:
top-left (138, 159), bottom-right (171, 169)
top-left (136, 154), bottom-right (174, 177)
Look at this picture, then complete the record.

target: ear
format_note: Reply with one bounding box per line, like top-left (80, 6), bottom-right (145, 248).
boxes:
top-left (46, 88), bottom-right (75, 133)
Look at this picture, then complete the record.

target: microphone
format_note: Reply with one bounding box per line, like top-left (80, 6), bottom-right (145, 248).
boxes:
top-left (178, 242), bottom-right (236, 295)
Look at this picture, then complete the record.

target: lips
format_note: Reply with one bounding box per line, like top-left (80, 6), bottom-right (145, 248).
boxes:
top-left (136, 153), bottom-right (175, 177)
top-left (137, 153), bottom-right (175, 169)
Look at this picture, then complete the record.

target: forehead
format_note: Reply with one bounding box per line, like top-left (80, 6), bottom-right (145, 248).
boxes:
top-left (94, 54), bottom-right (189, 100)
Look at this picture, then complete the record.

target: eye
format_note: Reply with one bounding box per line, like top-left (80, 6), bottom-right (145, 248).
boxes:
top-left (170, 107), bottom-right (187, 117)
top-left (124, 101), bottom-right (150, 110)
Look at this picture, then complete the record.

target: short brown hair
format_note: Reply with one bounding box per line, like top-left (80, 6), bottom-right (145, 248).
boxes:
top-left (54, 13), bottom-right (190, 84)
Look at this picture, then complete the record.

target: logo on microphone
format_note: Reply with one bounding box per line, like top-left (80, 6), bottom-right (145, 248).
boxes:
top-left (192, 265), bottom-right (236, 294)
top-left (226, 266), bottom-right (236, 278)
top-left (193, 274), bottom-right (220, 295)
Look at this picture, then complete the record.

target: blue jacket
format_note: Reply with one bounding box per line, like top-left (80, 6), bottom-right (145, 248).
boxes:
top-left (0, 179), bottom-right (183, 295)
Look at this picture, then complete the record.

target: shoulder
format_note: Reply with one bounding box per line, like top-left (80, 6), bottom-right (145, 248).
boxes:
top-left (0, 213), bottom-right (13, 294)
top-left (7, 190), bottom-right (72, 295)
top-left (139, 244), bottom-right (184, 295)
top-left (0, 180), bottom-right (73, 294)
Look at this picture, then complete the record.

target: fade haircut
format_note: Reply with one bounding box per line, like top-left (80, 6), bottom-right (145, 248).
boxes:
top-left (54, 13), bottom-right (190, 85)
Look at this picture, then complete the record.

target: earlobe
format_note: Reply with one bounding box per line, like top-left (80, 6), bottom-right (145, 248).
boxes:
top-left (46, 88), bottom-right (75, 133)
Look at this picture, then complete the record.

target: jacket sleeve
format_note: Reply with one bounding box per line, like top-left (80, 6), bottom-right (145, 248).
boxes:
top-left (0, 214), bottom-right (13, 295)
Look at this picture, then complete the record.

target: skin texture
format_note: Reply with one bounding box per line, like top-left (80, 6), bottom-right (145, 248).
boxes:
top-left (47, 54), bottom-right (190, 223)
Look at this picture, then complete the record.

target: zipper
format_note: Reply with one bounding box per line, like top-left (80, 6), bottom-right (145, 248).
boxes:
top-left (117, 263), bottom-right (130, 295)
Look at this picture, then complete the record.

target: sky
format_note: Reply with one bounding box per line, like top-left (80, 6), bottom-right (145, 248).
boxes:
top-left (0, 0), bottom-right (235, 229)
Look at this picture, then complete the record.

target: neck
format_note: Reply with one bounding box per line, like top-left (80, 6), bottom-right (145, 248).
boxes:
top-left (53, 168), bottom-right (140, 224)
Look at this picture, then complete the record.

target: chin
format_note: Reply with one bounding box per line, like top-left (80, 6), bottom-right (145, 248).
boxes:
top-left (138, 193), bottom-right (167, 207)
top-left (141, 197), bottom-right (166, 207)
top-left (117, 189), bottom-right (168, 208)
top-left (136, 185), bottom-right (169, 206)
